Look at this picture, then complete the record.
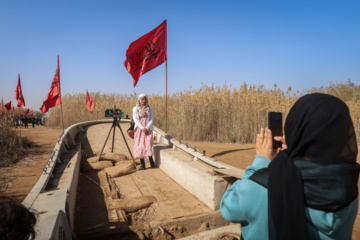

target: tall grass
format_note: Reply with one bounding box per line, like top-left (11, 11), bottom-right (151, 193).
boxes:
top-left (46, 80), bottom-right (360, 144)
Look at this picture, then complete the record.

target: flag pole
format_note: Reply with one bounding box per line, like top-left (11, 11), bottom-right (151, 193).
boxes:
top-left (18, 108), bottom-right (21, 138)
top-left (60, 104), bottom-right (65, 132)
top-left (58, 55), bottom-right (65, 132)
top-left (165, 60), bottom-right (168, 133)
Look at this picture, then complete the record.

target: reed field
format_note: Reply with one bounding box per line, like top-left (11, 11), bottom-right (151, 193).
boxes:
top-left (44, 80), bottom-right (360, 144)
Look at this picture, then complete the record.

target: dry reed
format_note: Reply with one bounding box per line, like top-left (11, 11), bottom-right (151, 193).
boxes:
top-left (45, 81), bottom-right (360, 144)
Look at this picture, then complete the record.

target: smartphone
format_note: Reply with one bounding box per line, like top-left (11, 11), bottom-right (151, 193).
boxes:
top-left (268, 112), bottom-right (283, 149)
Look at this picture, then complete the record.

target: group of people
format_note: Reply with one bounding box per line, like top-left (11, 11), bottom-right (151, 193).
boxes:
top-left (13, 116), bottom-right (44, 128)
top-left (135, 92), bottom-right (360, 239)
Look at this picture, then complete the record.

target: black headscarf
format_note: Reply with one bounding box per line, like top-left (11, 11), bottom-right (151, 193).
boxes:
top-left (251, 93), bottom-right (360, 240)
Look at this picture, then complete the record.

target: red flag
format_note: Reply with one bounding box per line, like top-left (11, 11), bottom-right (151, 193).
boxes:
top-left (124, 20), bottom-right (167, 87)
top-left (25, 108), bottom-right (29, 115)
top-left (85, 90), bottom-right (96, 113)
top-left (40, 55), bottom-right (61, 113)
top-left (14, 74), bottom-right (25, 107)
top-left (1, 99), bottom-right (3, 114)
top-left (31, 110), bottom-right (33, 116)
top-left (5, 101), bottom-right (11, 112)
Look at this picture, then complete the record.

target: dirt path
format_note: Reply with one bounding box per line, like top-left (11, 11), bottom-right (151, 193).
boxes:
top-left (0, 126), bottom-right (63, 203)
top-left (0, 127), bottom-right (359, 239)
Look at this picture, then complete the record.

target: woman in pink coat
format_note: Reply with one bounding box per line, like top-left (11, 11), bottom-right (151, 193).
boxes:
top-left (132, 93), bottom-right (155, 170)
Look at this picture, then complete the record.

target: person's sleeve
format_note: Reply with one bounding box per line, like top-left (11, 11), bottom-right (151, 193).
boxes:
top-left (220, 155), bottom-right (270, 223)
top-left (133, 107), bottom-right (144, 130)
top-left (146, 107), bottom-right (154, 130)
top-left (241, 155), bottom-right (270, 179)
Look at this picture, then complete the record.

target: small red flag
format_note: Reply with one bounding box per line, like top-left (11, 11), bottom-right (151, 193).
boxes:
top-left (40, 55), bottom-right (61, 113)
top-left (31, 110), bottom-right (33, 116)
top-left (124, 20), bottom-right (167, 87)
top-left (25, 108), bottom-right (29, 115)
top-left (5, 101), bottom-right (11, 112)
top-left (14, 74), bottom-right (25, 107)
top-left (1, 99), bottom-right (3, 114)
top-left (85, 90), bottom-right (96, 113)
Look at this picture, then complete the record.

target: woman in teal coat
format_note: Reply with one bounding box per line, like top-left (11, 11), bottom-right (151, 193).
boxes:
top-left (220, 93), bottom-right (360, 240)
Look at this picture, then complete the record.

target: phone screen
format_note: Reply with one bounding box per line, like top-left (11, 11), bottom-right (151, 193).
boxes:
top-left (268, 112), bottom-right (283, 148)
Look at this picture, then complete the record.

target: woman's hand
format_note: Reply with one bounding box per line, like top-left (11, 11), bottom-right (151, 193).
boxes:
top-left (143, 128), bottom-right (148, 135)
top-left (256, 128), bottom-right (281, 161)
top-left (274, 135), bottom-right (287, 150)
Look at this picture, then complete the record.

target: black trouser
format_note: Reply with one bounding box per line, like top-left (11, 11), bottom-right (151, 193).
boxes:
top-left (139, 156), bottom-right (155, 169)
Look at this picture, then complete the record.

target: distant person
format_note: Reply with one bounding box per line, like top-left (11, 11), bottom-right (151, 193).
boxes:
top-left (133, 93), bottom-right (155, 170)
top-left (0, 202), bottom-right (37, 240)
top-left (18, 118), bottom-right (23, 129)
top-left (220, 93), bottom-right (360, 240)
top-left (14, 117), bottom-right (19, 128)
top-left (32, 117), bottom-right (35, 128)
top-left (24, 117), bottom-right (28, 128)
top-left (21, 116), bottom-right (25, 128)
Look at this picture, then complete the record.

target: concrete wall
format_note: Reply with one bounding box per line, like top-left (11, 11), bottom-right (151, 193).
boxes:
top-left (153, 145), bottom-right (228, 211)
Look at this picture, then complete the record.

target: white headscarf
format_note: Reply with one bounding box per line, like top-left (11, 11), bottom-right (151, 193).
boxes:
top-left (138, 93), bottom-right (147, 101)
top-left (136, 93), bottom-right (150, 116)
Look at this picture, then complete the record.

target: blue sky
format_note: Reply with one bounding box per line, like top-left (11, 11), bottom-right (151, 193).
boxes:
top-left (1, 0), bottom-right (360, 110)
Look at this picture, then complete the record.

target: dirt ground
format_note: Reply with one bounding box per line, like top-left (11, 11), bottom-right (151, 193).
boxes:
top-left (0, 126), bottom-right (359, 239)
top-left (0, 126), bottom-right (63, 203)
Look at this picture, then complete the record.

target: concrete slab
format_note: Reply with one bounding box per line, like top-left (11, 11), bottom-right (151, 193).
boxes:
top-left (132, 168), bottom-right (212, 219)
top-left (114, 175), bottom-right (143, 199)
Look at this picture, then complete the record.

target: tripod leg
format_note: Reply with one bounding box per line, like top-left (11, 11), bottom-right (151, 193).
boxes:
top-left (111, 124), bottom-right (116, 153)
top-left (116, 121), bottom-right (136, 165)
top-left (98, 125), bottom-right (115, 161)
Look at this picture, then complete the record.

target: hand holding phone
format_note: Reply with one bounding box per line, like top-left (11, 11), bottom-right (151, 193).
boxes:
top-left (256, 128), bottom-right (282, 160)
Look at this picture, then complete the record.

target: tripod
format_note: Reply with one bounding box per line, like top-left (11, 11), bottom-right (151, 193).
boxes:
top-left (98, 112), bottom-right (135, 165)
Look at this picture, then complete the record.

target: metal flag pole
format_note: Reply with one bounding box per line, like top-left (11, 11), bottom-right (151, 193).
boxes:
top-left (165, 60), bottom-right (168, 133)
top-left (18, 107), bottom-right (21, 138)
top-left (58, 55), bottom-right (65, 132)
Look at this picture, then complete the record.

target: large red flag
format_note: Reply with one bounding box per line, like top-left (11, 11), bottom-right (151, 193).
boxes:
top-left (14, 74), bottom-right (25, 107)
top-left (40, 55), bottom-right (61, 113)
top-left (85, 90), bottom-right (96, 113)
top-left (5, 101), bottom-right (11, 112)
top-left (25, 108), bottom-right (29, 115)
top-left (124, 20), bottom-right (167, 87)
top-left (1, 99), bottom-right (3, 114)
top-left (30, 110), bottom-right (33, 116)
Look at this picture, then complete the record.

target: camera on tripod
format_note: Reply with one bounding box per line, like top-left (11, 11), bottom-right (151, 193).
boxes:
top-left (105, 109), bottom-right (122, 118)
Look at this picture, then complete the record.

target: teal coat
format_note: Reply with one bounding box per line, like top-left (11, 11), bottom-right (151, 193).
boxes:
top-left (220, 155), bottom-right (358, 240)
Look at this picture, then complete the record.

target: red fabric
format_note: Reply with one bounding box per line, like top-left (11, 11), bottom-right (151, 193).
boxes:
top-left (40, 56), bottom-right (61, 113)
top-left (30, 110), bottom-right (33, 116)
top-left (85, 90), bottom-right (96, 113)
top-left (14, 74), bottom-right (25, 107)
top-left (1, 99), bottom-right (3, 114)
top-left (124, 20), bottom-right (167, 87)
top-left (25, 108), bottom-right (29, 115)
top-left (5, 101), bottom-right (11, 111)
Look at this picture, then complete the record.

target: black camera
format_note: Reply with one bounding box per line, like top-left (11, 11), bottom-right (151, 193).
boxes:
top-left (105, 109), bottom-right (122, 118)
